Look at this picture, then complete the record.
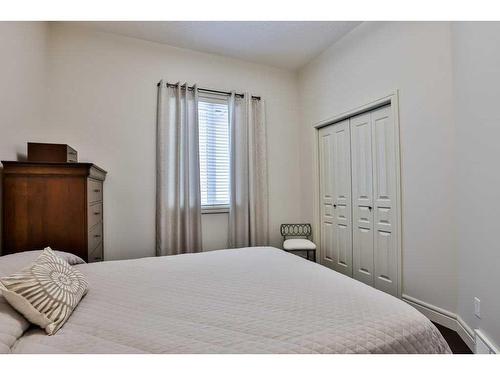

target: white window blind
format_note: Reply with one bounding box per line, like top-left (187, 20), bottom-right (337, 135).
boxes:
top-left (198, 99), bottom-right (230, 207)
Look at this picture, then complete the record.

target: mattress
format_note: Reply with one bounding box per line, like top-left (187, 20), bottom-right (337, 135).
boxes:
top-left (7, 247), bottom-right (450, 353)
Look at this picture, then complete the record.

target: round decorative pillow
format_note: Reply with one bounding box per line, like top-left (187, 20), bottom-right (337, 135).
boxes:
top-left (0, 247), bottom-right (88, 335)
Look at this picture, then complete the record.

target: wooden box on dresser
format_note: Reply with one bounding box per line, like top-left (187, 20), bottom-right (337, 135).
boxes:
top-left (1, 161), bottom-right (107, 262)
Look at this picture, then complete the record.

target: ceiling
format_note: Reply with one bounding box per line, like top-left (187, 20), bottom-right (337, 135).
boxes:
top-left (74, 21), bottom-right (361, 70)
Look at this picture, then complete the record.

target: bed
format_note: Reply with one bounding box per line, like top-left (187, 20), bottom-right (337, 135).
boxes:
top-left (0, 247), bottom-right (450, 354)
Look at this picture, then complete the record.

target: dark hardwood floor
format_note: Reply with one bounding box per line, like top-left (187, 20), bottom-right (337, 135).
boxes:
top-left (433, 322), bottom-right (473, 354)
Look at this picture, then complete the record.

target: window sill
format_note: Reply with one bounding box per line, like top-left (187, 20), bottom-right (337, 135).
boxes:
top-left (202, 206), bottom-right (229, 215)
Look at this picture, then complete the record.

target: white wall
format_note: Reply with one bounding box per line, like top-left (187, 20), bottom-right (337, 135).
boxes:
top-left (201, 213), bottom-right (229, 251)
top-left (298, 22), bottom-right (458, 313)
top-left (452, 22), bottom-right (500, 348)
top-left (43, 23), bottom-right (301, 260)
top-left (0, 22), bottom-right (49, 254)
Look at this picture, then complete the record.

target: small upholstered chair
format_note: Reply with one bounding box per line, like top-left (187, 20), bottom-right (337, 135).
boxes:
top-left (280, 224), bottom-right (316, 262)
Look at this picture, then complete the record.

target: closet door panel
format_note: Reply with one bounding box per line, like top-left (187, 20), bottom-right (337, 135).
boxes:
top-left (319, 121), bottom-right (352, 275)
top-left (322, 221), bottom-right (334, 262)
top-left (371, 105), bottom-right (398, 296)
top-left (374, 229), bottom-right (396, 290)
top-left (351, 114), bottom-right (372, 208)
top-left (319, 126), bottom-right (335, 268)
top-left (356, 227), bottom-right (373, 276)
top-left (331, 120), bottom-right (352, 276)
top-left (350, 113), bottom-right (374, 286)
top-left (335, 219), bottom-right (350, 268)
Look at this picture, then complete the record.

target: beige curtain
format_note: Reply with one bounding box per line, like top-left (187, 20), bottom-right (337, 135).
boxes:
top-left (228, 93), bottom-right (269, 248)
top-left (156, 81), bottom-right (202, 256)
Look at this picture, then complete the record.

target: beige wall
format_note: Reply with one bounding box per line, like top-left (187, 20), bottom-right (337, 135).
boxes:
top-left (298, 22), bottom-right (458, 313)
top-left (452, 22), bottom-right (500, 348)
top-left (0, 22), bottom-right (49, 254)
top-left (43, 23), bottom-right (301, 260)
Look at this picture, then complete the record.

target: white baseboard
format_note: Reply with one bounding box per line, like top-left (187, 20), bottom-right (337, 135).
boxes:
top-left (474, 329), bottom-right (499, 354)
top-left (402, 294), bottom-right (475, 352)
top-left (402, 294), bottom-right (458, 331)
top-left (456, 316), bottom-right (475, 352)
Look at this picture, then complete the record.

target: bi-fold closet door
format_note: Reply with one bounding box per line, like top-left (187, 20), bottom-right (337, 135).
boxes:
top-left (319, 105), bottom-right (399, 296)
top-left (319, 120), bottom-right (352, 276)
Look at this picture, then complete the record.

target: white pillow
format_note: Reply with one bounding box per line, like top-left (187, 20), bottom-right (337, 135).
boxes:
top-left (0, 296), bottom-right (30, 353)
top-left (0, 248), bottom-right (88, 335)
top-left (1, 267), bottom-right (29, 353)
top-left (0, 250), bottom-right (79, 351)
top-left (0, 249), bottom-right (85, 277)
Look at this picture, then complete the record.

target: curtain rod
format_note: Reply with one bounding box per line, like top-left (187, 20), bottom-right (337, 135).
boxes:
top-left (157, 81), bottom-right (261, 101)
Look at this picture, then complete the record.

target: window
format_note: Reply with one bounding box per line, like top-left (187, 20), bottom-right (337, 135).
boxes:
top-left (198, 97), bottom-right (230, 208)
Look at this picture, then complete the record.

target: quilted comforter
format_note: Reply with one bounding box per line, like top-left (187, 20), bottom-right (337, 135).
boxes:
top-left (5, 247), bottom-right (450, 353)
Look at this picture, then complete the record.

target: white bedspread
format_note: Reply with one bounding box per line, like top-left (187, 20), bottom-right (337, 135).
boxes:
top-left (10, 247), bottom-right (450, 353)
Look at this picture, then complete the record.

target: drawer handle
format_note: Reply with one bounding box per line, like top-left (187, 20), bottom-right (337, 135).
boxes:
top-left (94, 234), bottom-right (101, 238)
top-left (93, 189), bottom-right (101, 193)
top-left (94, 212), bottom-right (101, 215)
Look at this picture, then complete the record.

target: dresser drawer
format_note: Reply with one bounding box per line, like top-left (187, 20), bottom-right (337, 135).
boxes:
top-left (88, 243), bottom-right (103, 263)
top-left (88, 223), bottom-right (103, 252)
top-left (88, 202), bottom-right (103, 229)
top-left (87, 179), bottom-right (103, 203)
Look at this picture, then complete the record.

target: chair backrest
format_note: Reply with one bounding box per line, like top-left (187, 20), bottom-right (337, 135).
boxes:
top-left (280, 224), bottom-right (312, 241)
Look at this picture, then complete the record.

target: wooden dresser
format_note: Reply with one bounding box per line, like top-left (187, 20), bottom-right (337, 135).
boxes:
top-left (1, 161), bottom-right (107, 262)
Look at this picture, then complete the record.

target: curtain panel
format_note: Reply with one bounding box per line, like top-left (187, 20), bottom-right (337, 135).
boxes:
top-left (156, 82), bottom-right (202, 256)
top-left (228, 93), bottom-right (269, 248)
